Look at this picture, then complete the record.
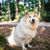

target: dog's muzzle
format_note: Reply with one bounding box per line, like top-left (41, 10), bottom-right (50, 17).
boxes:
top-left (30, 19), bottom-right (35, 24)
top-left (32, 19), bottom-right (35, 23)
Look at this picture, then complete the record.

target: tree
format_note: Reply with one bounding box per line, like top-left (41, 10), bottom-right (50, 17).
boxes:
top-left (16, 0), bottom-right (19, 12)
top-left (6, 0), bottom-right (11, 21)
top-left (2, 0), bottom-right (7, 14)
top-left (10, 0), bottom-right (16, 20)
top-left (0, 2), bottom-right (2, 15)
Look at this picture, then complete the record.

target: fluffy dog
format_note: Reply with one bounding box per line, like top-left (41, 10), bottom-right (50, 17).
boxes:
top-left (7, 11), bottom-right (40, 50)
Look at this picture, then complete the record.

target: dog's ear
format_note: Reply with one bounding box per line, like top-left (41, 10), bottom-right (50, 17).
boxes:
top-left (33, 8), bottom-right (41, 19)
top-left (34, 11), bottom-right (39, 17)
top-left (36, 12), bottom-right (40, 19)
top-left (33, 10), bottom-right (40, 19)
top-left (24, 10), bottom-right (29, 17)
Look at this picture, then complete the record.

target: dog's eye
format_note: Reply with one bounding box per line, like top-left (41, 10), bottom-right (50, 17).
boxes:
top-left (29, 16), bottom-right (31, 18)
top-left (33, 15), bottom-right (36, 17)
top-left (33, 16), bottom-right (35, 17)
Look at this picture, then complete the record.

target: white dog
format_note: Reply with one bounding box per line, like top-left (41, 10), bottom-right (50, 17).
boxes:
top-left (7, 11), bottom-right (40, 50)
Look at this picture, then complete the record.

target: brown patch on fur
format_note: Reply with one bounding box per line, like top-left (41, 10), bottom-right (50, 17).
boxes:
top-left (31, 24), bottom-right (37, 30)
top-left (9, 44), bottom-right (16, 48)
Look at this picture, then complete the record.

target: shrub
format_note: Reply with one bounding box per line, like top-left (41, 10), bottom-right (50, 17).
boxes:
top-left (41, 11), bottom-right (50, 22)
top-left (0, 15), bottom-right (9, 22)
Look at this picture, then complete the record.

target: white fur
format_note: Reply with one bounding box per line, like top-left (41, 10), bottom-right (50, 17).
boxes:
top-left (7, 16), bottom-right (39, 50)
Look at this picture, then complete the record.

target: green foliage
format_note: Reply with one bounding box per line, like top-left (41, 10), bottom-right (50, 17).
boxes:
top-left (41, 11), bottom-right (50, 22)
top-left (0, 15), bottom-right (9, 22)
top-left (18, 4), bottom-right (25, 12)
top-left (2, 1), bottom-right (7, 13)
top-left (17, 0), bottom-right (39, 19)
top-left (0, 36), bottom-right (7, 46)
top-left (19, 11), bottom-right (24, 19)
top-left (10, 1), bottom-right (16, 20)
top-left (1, 0), bottom-right (39, 21)
top-left (42, 16), bottom-right (50, 22)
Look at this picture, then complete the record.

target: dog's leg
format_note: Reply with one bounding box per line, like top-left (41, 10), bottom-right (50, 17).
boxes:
top-left (21, 43), bottom-right (27, 50)
top-left (27, 44), bottom-right (32, 48)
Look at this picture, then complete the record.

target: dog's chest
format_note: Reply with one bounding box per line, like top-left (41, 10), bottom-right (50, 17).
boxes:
top-left (20, 25), bottom-right (37, 38)
top-left (22, 27), bottom-right (37, 44)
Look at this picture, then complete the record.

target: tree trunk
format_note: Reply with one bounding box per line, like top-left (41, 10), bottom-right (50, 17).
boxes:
top-left (16, 0), bottom-right (19, 12)
top-left (0, 3), bottom-right (2, 15)
top-left (7, 0), bottom-right (11, 21)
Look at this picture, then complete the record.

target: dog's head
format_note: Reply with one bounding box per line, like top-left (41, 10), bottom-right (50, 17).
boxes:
top-left (24, 11), bottom-right (40, 29)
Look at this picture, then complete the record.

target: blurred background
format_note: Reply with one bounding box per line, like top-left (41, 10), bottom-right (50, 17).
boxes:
top-left (0, 0), bottom-right (50, 22)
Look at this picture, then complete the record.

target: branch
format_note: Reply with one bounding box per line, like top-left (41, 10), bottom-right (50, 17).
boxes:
top-left (0, 21), bottom-right (18, 27)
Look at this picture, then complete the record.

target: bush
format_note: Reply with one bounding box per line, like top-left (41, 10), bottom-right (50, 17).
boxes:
top-left (41, 11), bottom-right (50, 22)
top-left (42, 16), bottom-right (50, 22)
top-left (0, 15), bottom-right (9, 22)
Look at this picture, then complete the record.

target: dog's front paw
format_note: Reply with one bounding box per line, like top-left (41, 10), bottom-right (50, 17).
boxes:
top-left (22, 44), bottom-right (27, 50)
top-left (22, 47), bottom-right (27, 50)
top-left (28, 44), bottom-right (32, 48)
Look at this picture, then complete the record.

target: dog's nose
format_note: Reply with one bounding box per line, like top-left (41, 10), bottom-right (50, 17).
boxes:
top-left (32, 19), bottom-right (35, 23)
